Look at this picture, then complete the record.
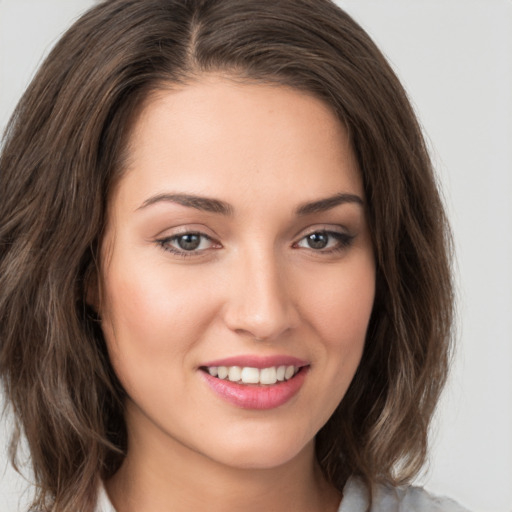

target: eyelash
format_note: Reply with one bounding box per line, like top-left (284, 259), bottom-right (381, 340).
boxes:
top-left (156, 232), bottom-right (218, 258)
top-left (156, 229), bottom-right (354, 258)
top-left (293, 230), bottom-right (355, 254)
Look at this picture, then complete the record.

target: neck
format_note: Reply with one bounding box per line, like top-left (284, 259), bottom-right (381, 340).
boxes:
top-left (106, 405), bottom-right (341, 512)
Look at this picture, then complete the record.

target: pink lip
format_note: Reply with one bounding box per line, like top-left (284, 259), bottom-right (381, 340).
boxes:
top-left (200, 367), bottom-right (308, 410)
top-left (200, 355), bottom-right (309, 369)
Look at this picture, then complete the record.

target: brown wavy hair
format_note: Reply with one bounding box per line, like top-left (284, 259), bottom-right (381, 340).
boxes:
top-left (0, 0), bottom-right (454, 510)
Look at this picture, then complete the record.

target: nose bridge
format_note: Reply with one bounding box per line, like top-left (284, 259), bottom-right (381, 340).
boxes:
top-left (224, 243), bottom-right (297, 340)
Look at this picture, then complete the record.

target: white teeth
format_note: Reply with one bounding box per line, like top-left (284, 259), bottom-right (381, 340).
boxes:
top-left (260, 367), bottom-right (277, 385)
top-left (207, 365), bottom-right (299, 385)
top-left (241, 367), bottom-right (260, 384)
top-left (228, 366), bottom-right (241, 382)
top-left (217, 366), bottom-right (228, 379)
top-left (284, 365), bottom-right (295, 380)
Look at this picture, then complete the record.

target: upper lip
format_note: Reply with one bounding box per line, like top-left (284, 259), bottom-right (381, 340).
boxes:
top-left (200, 355), bottom-right (309, 369)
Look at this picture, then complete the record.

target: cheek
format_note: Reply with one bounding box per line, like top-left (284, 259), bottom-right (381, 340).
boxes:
top-left (304, 259), bottom-right (375, 346)
top-left (299, 253), bottom-right (375, 404)
top-left (287, 258), bottom-right (375, 440)
top-left (98, 257), bottom-right (219, 387)
top-left (101, 257), bottom-right (211, 336)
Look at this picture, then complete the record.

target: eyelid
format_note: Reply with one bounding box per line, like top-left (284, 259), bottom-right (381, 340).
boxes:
top-left (153, 223), bottom-right (217, 239)
top-left (154, 224), bottom-right (355, 258)
top-left (156, 229), bottom-right (222, 258)
top-left (292, 226), bottom-right (355, 253)
top-left (293, 224), bottom-right (351, 240)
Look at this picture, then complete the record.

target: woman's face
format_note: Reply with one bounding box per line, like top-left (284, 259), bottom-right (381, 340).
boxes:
top-left (97, 76), bottom-right (375, 471)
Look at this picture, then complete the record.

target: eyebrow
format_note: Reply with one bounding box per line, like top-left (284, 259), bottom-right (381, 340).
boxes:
top-left (137, 193), bottom-right (233, 215)
top-left (137, 191), bottom-right (363, 216)
top-left (295, 193), bottom-right (364, 215)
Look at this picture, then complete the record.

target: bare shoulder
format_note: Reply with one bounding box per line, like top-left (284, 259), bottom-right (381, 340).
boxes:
top-left (338, 477), bottom-right (471, 512)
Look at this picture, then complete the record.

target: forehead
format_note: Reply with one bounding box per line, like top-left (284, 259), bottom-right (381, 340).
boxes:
top-left (115, 75), bottom-right (362, 212)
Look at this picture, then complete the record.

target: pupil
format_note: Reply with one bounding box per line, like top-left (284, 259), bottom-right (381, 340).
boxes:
top-left (307, 233), bottom-right (328, 249)
top-left (178, 234), bottom-right (201, 250)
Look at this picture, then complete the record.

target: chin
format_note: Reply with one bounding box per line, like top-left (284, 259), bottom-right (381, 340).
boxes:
top-left (202, 430), bottom-right (315, 471)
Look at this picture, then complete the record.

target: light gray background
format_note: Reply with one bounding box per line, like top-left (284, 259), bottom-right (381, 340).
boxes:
top-left (1, 1), bottom-right (511, 511)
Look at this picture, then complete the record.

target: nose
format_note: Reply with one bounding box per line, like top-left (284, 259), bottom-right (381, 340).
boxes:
top-left (222, 249), bottom-right (300, 342)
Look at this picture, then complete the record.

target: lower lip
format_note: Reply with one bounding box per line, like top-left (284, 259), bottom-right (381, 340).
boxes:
top-left (200, 368), bottom-right (308, 410)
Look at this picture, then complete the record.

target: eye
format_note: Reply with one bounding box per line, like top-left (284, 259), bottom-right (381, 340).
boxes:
top-left (157, 232), bottom-right (218, 255)
top-left (294, 230), bottom-right (354, 252)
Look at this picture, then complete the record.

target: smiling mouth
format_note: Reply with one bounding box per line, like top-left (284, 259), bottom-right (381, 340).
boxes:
top-left (200, 365), bottom-right (302, 386)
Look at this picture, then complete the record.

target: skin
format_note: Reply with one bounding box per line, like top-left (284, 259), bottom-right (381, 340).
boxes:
top-left (95, 75), bottom-right (376, 512)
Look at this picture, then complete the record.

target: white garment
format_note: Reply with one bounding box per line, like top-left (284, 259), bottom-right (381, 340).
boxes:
top-left (95, 484), bottom-right (115, 512)
top-left (95, 477), bottom-right (470, 512)
top-left (339, 478), bottom-right (470, 512)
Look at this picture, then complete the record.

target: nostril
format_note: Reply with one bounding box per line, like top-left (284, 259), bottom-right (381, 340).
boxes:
top-left (222, 264), bottom-right (300, 341)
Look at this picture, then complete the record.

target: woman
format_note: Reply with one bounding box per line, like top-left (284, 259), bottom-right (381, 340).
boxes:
top-left (0, 1), bottom-right (468, 511)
